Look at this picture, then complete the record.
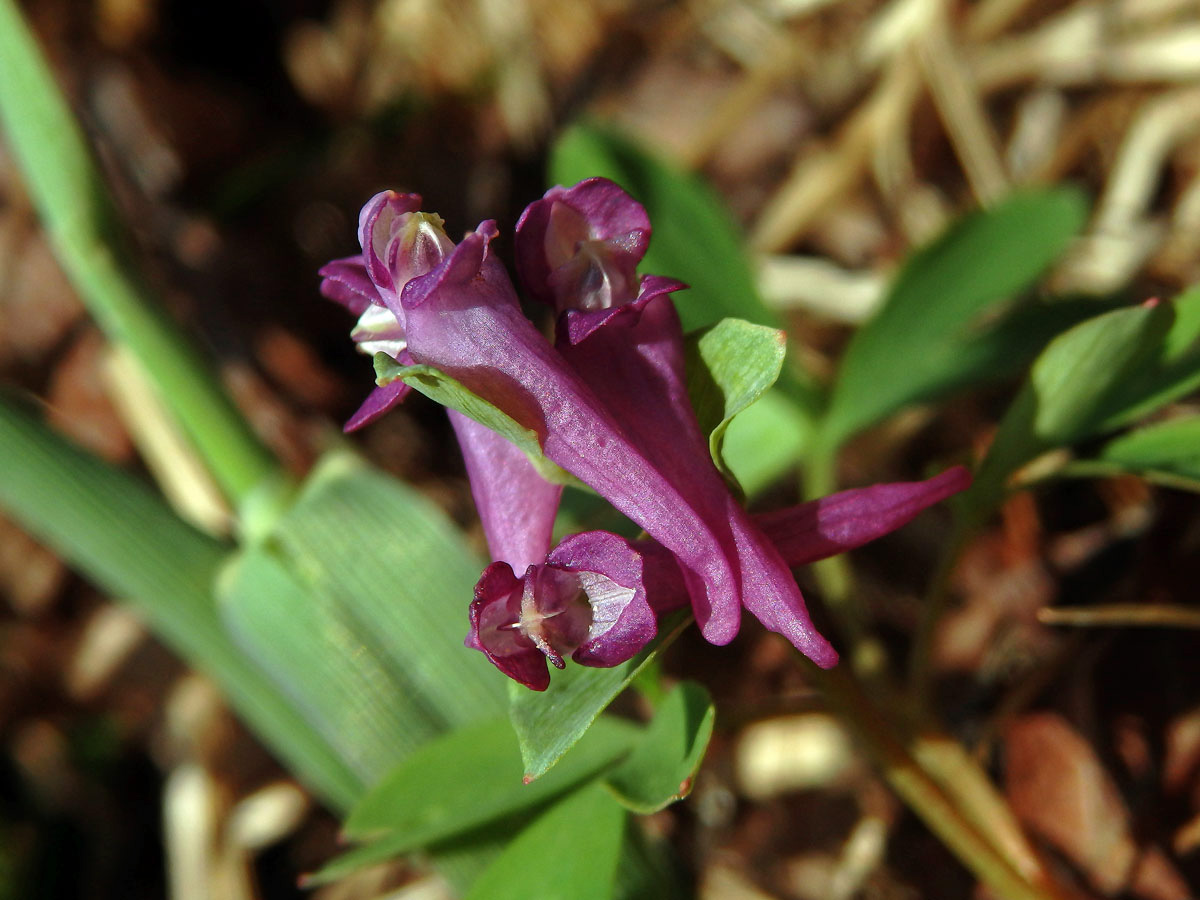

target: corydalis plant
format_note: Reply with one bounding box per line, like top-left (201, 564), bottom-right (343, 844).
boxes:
top-left (321, 178), bottom-right (970, 690)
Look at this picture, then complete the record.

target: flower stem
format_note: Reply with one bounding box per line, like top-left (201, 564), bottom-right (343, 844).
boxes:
top-left (906, 517), bottom-right (970, 705)
top-left (807, 660), bottom-right (1065, 900)
top-left (0, 0), bottom-right (283, 513)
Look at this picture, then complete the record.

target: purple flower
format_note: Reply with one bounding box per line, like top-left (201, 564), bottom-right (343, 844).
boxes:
top-left (468, 468), bottom-right (970, 689)
top-left (398, 216), bottom-right (838, 668)
top-left (467, 531), bottom-right (663, 691)
top-left (515, 178), bottom-right (650, 313)
top-left (323, 178), bottom-right (972, 692)
top-left (320, 191), bottom-right (562, 570)
top-left (319, 190), bottom-right (454, 431)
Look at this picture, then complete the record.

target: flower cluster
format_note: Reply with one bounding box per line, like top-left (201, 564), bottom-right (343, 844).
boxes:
top-left (321, 179), bottom-right (969, 690)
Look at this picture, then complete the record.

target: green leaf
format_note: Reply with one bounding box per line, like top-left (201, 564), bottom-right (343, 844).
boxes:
top-left (464, 782), bottom-right (627, 900)
top-left (684, 319), bottom-right (787, 484)
top-left (375, 355), bottom-right (576, 485)
top-left (510, 613), bottom-right (692, 781)
top-left (822, 188), bottom-right (1089, 448)
top-left (549, 122), bottom-right (777, 332)
top-left (0, 0), bottom-right (279, 505)
top-left (1086, 416), bottom-right (1200, 490)
top-left (720, 388), bottom-right (811, 496)
top-left (0, 395), bottom-right (361, 809)
top-left (219, 451), bottom-right (505, 783)
top-left (965, 302), bottom-right (1176, 518)
top-left (1091, 286), bottom-right (1200, 431)
top-left (343, 716), bottom-right (637, 846)
top-left (605, 681), bottom-right (715, 814)
top-left (218, 547), bottom-right (442, 782)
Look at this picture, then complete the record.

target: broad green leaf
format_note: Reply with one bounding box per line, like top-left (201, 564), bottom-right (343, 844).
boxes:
top-left (307, 799), bottom-right (677, 893)
top-left (344, 716), bottom-right (637, 845)
top-left (549, 122), bottom-right (778, 332)
top-left (614, 824), bottom-right (689, 900)
top-left (218, 547), bottom-right (443, 783)
top-left (965, 302), bottom-right (1176, 518)
top-left (1085, 416), bottom-right (1200, 490)
top-left (375, 355), bottom-right (575, 485)
top-left (685, 318), bottom-right (787, 483)
top-left (1031, 305), bottom-right (1173, 444)
top-left (822, 188), bottom-right (1089, 448)
top-left (1092, 286), bottom-right (1200, 431)
top-left (0, 395), bottom-right (360, 809)
top-left (606, 681), bottom-right (715, 814)
top-left (219, 451), bottom-right (504, 784)
top-left (510, 613), bottom-right (692, 781)
top-left (305, 821), bottom-right (513, 888)
top-left (720, 388), bottom-right (811, 496)
top-left (464, 782), bottom-right (627, 900)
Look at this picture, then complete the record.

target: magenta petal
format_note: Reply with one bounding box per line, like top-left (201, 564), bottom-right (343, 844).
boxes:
top-left (547, 532), bottom-right (658, 668)
top-left (343, 380), bottom-right (412, 432)
top-left (448, 410), bottom-right (563, 572)
top-left (319, 256), bottom-right (380, 316)
top-left (556, 275), bottom-right (687, 346)
top-left (468, 562), bottom-right (550, 691)
top-left (755, 467), bottom-right (972, 566)
top-left (401, 225), bottom-right (773, 656)
top-left (515, 178), bottom-right (651, 311)
top-left (357, 190), bottom-right (423, 299)
top-left (557, 282), bottom-right (837, 666)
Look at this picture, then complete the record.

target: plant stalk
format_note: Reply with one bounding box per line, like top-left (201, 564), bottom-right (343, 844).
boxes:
top-left (0, 0), bottom-right (282, 511)
top-left (808, 660), bottom-right (1065, 900)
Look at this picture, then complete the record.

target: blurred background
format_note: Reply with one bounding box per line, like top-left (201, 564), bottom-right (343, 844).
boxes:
top-left (3, 0), bottom-right (1200, 898)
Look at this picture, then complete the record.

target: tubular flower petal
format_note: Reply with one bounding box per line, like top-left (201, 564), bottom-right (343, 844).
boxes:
top-left (467, 468), bottom-right (973, 688)
top-left (631, 467), bottom-right (976, 612)
top-left (554, 275), bottom-right (836, 663)
top-left (448, 410), bottom-right (562, 574)
top-left (754, 466), bottom-right (972, 566)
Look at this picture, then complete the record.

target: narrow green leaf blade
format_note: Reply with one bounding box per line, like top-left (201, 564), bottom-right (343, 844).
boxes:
top-left (510, 613), bottom-right (691, 781)
top-left (306, 818), bottom-right (514, 891)
top-left (606, 681), bottom-right (715, 814)
top-left (823, 188), bottom-right (1089, 447)
top-left (463, 782), bottom-right (627, 900)
top-left (965, 302), bottom-right (1175, 518)
top-left (684, 319), bottom-right (787, 482)
top-left (375, 356), bottom-right (575, 485)
top-left (0, 0), bottom-right (279, 504)
top-left (344, 716), bottom-right (637, 846)
top-left (1091, 416), bottom-right (1200, 489)
top-left (0, 395), bottom-right (361, 809)
top-left (1093, 286), bottom-right (1200, 430)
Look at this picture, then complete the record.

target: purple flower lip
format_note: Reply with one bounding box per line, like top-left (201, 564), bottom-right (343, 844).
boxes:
top-left (468, 532), bottom-right (658, 691)
top-left (318, 193), bottom-right (457, 432)
top-left (515, 177), bottom-right (650, 313)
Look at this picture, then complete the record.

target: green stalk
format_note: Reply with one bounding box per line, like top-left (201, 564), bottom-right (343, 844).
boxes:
top-left (906, 518), bottom-right (971, 705)
top-left (808, 661), bottom-right (1065, 900)
top-left (0, 0), bottom-right (281, 511)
